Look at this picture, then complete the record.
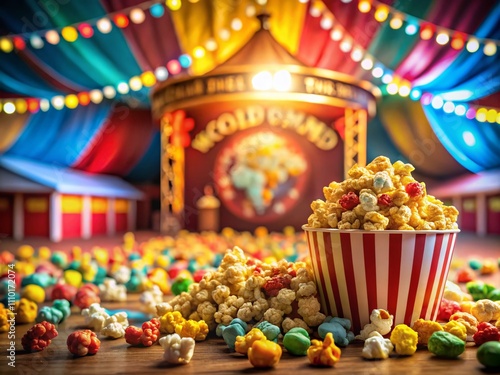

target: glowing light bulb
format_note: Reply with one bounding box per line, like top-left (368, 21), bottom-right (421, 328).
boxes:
top-left (405, 24), bottom-right (418, 35)
top-left (252, 71), bottom-right (273, 90)
top-left (51, 96), bottom-right (65, 110)
top-left (117, 82), bottom-right (130, 94)
top-left (205, 38), bottom-right (218, 51)
top-left (339, 38), bottom-right (353, 52)
top-left (178, 54), bottom-right (192, 68)
top-left (330, 26), bottom-right (343, 41)
top-left (361, 57), bottom-right (374, 70)
top-left (462, 131), bottom-right (475, 146)
top-left (103, 86), bottom-right (117, 99)
top-left (3, 102), bottom-right (15, 114)
top-left (96, 18), bottom-right (113, 34)
top-left (0, 38), bottom-right (13, 53)
top-left (39, 99), bottom-right (50, 111)
top-left (273, 70), bottom-right (292, 91)
top-left (45, 30), bottom-right (60, 45)
top-left (371, 66), bottom-right (384, 78)
top-left (167, 60), bottom-right (181, 74)
top-left (61, 26), bottom-right (78, 42)
top-left (154, 66), bottom-right (169, 81)
top-left (15, 99), bottom-right (27, 114)
top-left (320, 15), bottom-right (333, 30)
top-left (78, 23), bottom-right (94, 38)
top-left (130, 9), bottom-right (146, 24)
top-left (150, 4), bottom-right (165, 17)
top-left (78, 92), bottom-right (91, 106)
top-left (409, 89), bottom-right (421, 100)
top-left (113, 14), bottom-right (129, 28)
top-left (219, 28), bottom-right (230, 41)
top-left (166, 0), bottom-right (182, 11)
top-left (129, 77), bottom-right (143, 91)
top-left (381, 73), bottom-right (393, 84)
top-left (431, 96), bottom-right (444, 109)
top-left (466, 38), bottom-right (479, 53)
top-left (443, 101), bottom-right (455, 113)
top-left (358, 0), bottom-right (371, 13)
top-left (374, 5), bottom-right (389, 22)
top-left (30, 35), bottom-right (44, 49)
top-left (64, 94), bottom-right (79, 109)
top-left (89, 89), bottom-right (104, 103)
top-left (420, 25), bottom-right (434, 40)
top-left (454, 104), bottom-right (466, 116)
top-left (436, 32), bottom-right (449, 45)
top-left (421, 93), bottom-right (433, 105)
top-left (486, 109), bottom-right (497, 123)
top-left (350, 48), bottom-right (363, 62)
top-left (140, 71), bottom-right (156, 87)
top-left (193, 46), bottom-right (206, 58)
top-left (386, 83), bottom-right (398, 95)
top-left (398, 85), bottom-right (411, 97)
top-left (389, 16), bottom-right (403, 30)
top-left (231, 18), bottom-right (243, 31)
top-left (451, 35), bottom-right (465, 50)
top-left (483, 41), bottom-right (497, 56)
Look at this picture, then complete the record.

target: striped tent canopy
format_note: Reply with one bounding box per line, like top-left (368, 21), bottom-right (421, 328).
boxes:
top-left (0, 0), bottom-right (499, 184)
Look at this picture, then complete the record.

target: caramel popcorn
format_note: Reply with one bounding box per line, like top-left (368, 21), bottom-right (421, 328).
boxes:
top-left (307, 156), bottom-right (459, 230)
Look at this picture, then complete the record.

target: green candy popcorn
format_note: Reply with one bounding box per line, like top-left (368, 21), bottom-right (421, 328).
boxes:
top-left (428, 331), bottom-right (465, 358)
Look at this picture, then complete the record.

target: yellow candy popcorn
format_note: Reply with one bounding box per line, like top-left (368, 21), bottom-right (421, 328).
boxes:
top-left (235, 328), bottom-right (268, 355)
top-left (307, 332), bottom-right (341, 367)
top-left (248, 339), bottom-right (282, 368)
top-left (390, 324), bottom-right (418, 355)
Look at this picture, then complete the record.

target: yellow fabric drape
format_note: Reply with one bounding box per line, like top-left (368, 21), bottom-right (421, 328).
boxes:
top-left (378, 96), bottom-right (466, 178)
top-left (0, 112), bottom-right (29, 153)
top-left (170, 0), bottom-right (307, 75)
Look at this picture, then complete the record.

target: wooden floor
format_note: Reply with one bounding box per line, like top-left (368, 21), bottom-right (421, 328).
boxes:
top-left (1, 231), bottom-right (499, 375)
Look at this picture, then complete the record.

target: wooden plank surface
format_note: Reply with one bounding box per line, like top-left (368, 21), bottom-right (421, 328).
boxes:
top-left (1, 294), bottom-right (497, 375)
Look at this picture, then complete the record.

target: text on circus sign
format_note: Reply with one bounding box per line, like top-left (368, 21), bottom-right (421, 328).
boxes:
top-left (191, 106), bottom-right (339, 153)
top-left (155, 73), bottom-right (371, 107)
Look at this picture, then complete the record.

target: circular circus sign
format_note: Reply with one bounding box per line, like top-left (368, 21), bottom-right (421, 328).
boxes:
top-left (214, 128), bottom-right (309, 222)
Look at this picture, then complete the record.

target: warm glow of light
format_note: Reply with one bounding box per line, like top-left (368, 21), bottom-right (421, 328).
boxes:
top-left (454, 104), bottom-right (466, 116)
top-left (15, 99), bottom-right (27, 114)
top-left (350, 48), bottom-right (363, 62)
top-left (167, 60), bottom-right (182, 74)
top-left (78, 23), bottom-right (94, 38)
top-left (483, 41), bottom-right (497, 56)
top-left (89, 89), bottom-right (104, 104)
top-left (330, 26), bottom-right (343, 41)
top-left (421, 93), bottom-right (433, 105)
top-left (30, 35), bottom-right (44, 49)
top-left (436, 32), bottom-right (449, 45)
top-left (309, 1), bottom-right (324, 17)
top-left (45, 30), bottom-right (60, 44)
top-left (3, 102), bottom-right (15, 114)
top-left (219, 28), bottom-right (231, 41)
top-left (466, 38), bottom-right (479, 53)
top-left (252, 71), bottom-right (273, 90)
top-left (465, 108), bottom-right (476, 119)
top-left (339, 38), bottom-right (353, 52)
top-left (205, 38), bottom-right (217, 51)
top-left (61, 26), bottom-right (78, 42)
top-left (64, 94), bottom-right (79, 109)
top-left (13, 37), bottom-right (25, 50)
top-left (178, 54), bottom-right (192, 68)
top-left (193, 46), bottom-right (206, 58)
top-left (231, 18), bottom-right (243, 31)
top-left (117, 82), bottom-right (130, 94)
top-left (129, 77), bottom-right (143, 91)
top-left (386, 83), bottom-right (398, 95)
top-left (273, 70), bottom-right (292, 91)
top-left (486, 109), bottom-right (497, 123)
top-left (381, 73), bottom-right (392, 84)
top-left (27, 99), bottom-right (39, 113)
top-left (389, 16), bottom-right (403, 30)
top-left (141, 71), bottom-right (157, 87)
top-left (371, 66), bottom-right (384, 78)
top-left (420, 25), bottom-right (434, 40)
top-left (443, 101), bottom-right (455, 113)
top-left (51, 96), bottom-right (65, 110)
top-left (409, 89), bottom-right (421, 100)
top-left (320, 15), bottom-right (334, 30)
top-left (78, 92), bottom-right (91, 106)
top-left (451, 34), bottom-right (465, 50)
top-left (398, 84), bottom-right (411, 97)
top-left (103, 86), bottom-right (116, 99)
top-left (358, 0), bottom-right (371, 13)
top-left (130, 8), bottom-right (146, 24)
top-left (113, 14), bottom-right (129, 28)
top-left (431, 96), bottom-right (444, 109)
top-left (245, 4), bottom-right (256, 17)
top-left (0, 38), bottom-right (13, 53)
top-left (154, 66), bottom-right (169, 81)
top-left (166, 0), bottom-right (182, 11)
top-left (361, 57), bottom-right (374, 70)
top-left (374, 5), bottom-right (389, 22)
top-left (96, 18), bottom-right (113, 34)
top-left (39, 99), bottom-right (50, 112)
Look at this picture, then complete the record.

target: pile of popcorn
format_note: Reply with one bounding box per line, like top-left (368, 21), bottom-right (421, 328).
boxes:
top-left (155, 246), bottom-right (325, 334)
top-left (307, 156), bottom-right (459, 230)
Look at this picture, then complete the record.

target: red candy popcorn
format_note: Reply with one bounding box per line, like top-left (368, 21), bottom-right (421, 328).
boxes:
top-left (21, 321), bottom-right (58, 352)
top-left (436, 299), bottom-right (461, 321)
top-left (263, 274), bottom-right (292, 297)
top-left (51, 283), bottom-right (77, 303)
top-left (405, 182), bottom-right (424, 198)
top-left (339, 192), bottom-right (359, 210)
top-left (377, 194), bottom-right (392, 207)
top-left (67, 330), bottom-right (101, 356)
top-left (125, 318), bottom-right (160, 347)
top-left (473, 322), bottom-right (500, 346)
top-left (74, 285), bottom-right (101, 310)
top-left (456, 268), bottom-right (475, 283)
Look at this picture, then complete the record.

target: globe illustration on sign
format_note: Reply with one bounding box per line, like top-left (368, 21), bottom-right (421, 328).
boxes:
top-left (214, 130), bottom-right (308, 221)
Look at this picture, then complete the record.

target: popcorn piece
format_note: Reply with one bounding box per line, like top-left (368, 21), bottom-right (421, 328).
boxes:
top-left (356, 309), bottom-right (393, 340)
top-left (22, 321), bottom-right (58, 352)
top-left (283, 327), bottom-right (311, 356)
top-left (412, 319), bottom-right (443, 345)
top-left (81, 303), bottom-right (109, 333)
top-left (101, 312), bottom-right (129, 339)
top-left (449, 311), bottom-right (479, 339)
top-left (307, 332), bottom-right (341, 367)
top-left (0, 303), bottom-right (15, 332)
top-left (99, 278), bottom-right (127, 302)
top-left (318, 316), bottom-right (355, 347)
top-left (67, 330), bottom-right (101, 356)
top-left (159, 333), bottom-right (195, 365)
top-left (15, 298), bottom-right (38, 324)
top-left (362, 331), bottom-right (394, 359)
top-left (428, 331), bottom-right (465, 358)
top-left (248, 339), bottom-right (282, 368)
top-left (175, 319), bottom-right (209, 341)
top-left (218, 318), bottom-right (247, 350)
top-left (389, 324), bottom-right (418, 355)
top-left (473, 322), bottom-right (500, 346)
top-left (139, 285), bottom-right (164, 315)
top-left (471, 299), bottom-right (500, 322)
top-left (443, 320), bottom-right (467, 342)
top-left (235, 328), bottom-right (268, 355)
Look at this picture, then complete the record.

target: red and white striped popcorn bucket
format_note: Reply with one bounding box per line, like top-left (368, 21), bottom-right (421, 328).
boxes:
top-left (302, 226), bottom-right (460, 334)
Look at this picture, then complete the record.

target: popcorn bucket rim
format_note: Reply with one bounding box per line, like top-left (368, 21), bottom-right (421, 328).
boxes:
top-left (301, 225), bottom-right (460, 235)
